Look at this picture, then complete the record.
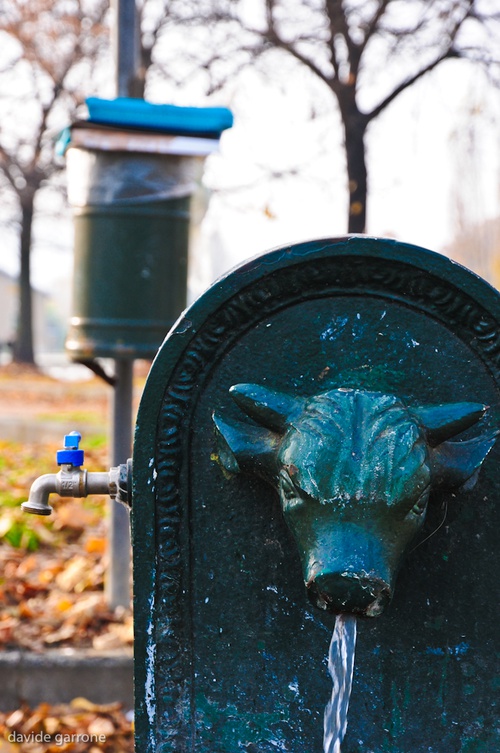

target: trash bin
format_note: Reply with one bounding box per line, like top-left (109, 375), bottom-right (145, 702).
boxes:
top-left (64, 97), bottom-right (233, 360)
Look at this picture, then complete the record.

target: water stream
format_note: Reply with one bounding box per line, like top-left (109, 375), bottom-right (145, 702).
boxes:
top-left (323, 614), bottom-right (358, 753)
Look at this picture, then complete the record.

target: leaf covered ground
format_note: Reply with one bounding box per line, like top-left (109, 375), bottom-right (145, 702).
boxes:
top-left (0, 698), bottom-right (134, 753)
top-left (0, 461), bottom-right (134, 652)
top-left (0, 366), bottom-right (137, 750)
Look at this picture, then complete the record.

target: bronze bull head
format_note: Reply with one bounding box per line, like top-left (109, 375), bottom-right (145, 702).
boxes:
top-left (213, 385), bottom-right (498, 617)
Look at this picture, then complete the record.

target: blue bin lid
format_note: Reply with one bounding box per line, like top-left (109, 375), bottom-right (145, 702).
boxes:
top-left (86, 97), bottom-right (233, 137)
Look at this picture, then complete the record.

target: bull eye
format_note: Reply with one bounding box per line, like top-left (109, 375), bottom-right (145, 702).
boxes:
top-left (279, 469), bottom-right (303, 510)
top-left (410, 493), bottom-right (428, 517)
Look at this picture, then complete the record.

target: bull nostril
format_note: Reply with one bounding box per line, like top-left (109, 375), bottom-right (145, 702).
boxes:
top-left (308, 571), bottom-right (392, 617)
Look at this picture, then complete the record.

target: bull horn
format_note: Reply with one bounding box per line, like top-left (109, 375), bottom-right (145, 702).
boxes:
top-left (212, 412), bottom-right (280, 482)
top-left (430, 430), bottom-right (499, 489)
top-left (229, 383), bottom-right (304, 433)
top-left (412, 402), bottom-right (487, 446)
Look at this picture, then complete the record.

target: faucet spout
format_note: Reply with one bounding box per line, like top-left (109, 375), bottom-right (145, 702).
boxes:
top-left (21, 473), bottom-right (59, 515)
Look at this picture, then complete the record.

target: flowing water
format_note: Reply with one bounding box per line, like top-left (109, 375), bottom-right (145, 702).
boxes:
top-left (323, 614), bottom-right (358, 753)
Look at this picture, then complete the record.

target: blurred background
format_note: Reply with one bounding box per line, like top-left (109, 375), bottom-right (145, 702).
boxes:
top-left (1, 0), bottom-right (500, 369)
top-left (0, 3), bottom-right (500, 744)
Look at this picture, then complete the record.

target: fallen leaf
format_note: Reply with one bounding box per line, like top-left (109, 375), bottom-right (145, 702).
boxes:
top-left (54, 597), bottom-right (73, 613)
top-left (84, 537), bottom-right (106, 555)
top-left (4, 709), bottom-right (24, 729)
top-left (21, 711), bottom-right (44, 734)
top-left (18, 601), bottom-right (36, 619)
top-left (55, 556), bottom-right (93, 592)
top-left (43, 624), bottom-right (77, 645)
top-left (87, 717), bottom-right (116, 737)
top-left (65, 593), bottom-right (105, 623)
top-left (37, 566), bottom-right (61, 585)
top-left (0, 618), bottom-right (16, 644)
top-left (103, 621), bottom-right (134, 645)
top-left (14, 554), bottom-right (38, 578)
top-left (43, 716), bottom-right (60, 734)
top-left (58, 714), bottom-right (86, 730)
top-left (70, 699), bottom-right (121, 714)
top-left (0, 515), bottom-right (15, 539)
top-left (92, 632), bottom-right (124, 651)
top-left (0, 740), bottom-right (19, 752)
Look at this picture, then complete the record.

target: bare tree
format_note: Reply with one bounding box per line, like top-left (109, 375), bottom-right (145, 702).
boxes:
top-left (165, 0), bottom-right (500, 234)
top-left (0, 0), bottom-right (109, 364)
top-left (3, 1), bottom-right (499, 362)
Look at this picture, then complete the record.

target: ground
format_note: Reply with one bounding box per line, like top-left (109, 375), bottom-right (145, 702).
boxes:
top-left (0, 364), bottom-right (142, 751)
top-left (0, 701), bottom-right (134, 753)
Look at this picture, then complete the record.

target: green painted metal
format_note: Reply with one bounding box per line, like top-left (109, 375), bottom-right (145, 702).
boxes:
top-left (132, 236), bottom-right (500, 752)
top-left (214, 385), bottom-right (496, 618)
top-left (66, 197), bottom-right (190, 359)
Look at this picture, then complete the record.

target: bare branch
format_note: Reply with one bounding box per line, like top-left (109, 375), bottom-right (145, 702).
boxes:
top-left (362, 0), bottom-right (392, 45)
top-left (325, 0), bottom-right (362, 77)
top-left (367, 47), bottom-right (460, 121)
top-left (365, 1), bottom-right (478, 120)
top-left (0, 144), bottom-right (20, 195)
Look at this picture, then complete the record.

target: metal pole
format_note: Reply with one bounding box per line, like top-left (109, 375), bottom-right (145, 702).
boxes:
top-left (114, 0), bottom-right (139, 97)
top-left (106, 358), bottom-right (134, 609)
top-left (106, 0), bottom-right (139, 609)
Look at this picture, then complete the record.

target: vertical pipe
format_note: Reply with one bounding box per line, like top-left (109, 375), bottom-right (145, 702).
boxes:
top-left (107, 358), bottom-right (134, 609)
top-left (106, 0), bottom-right (139, 609)
top-left (114, 0), bottom-right (139, 98)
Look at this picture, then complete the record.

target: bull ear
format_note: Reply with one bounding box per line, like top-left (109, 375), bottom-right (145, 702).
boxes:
top-left (430, 430), bottom-right (499, 489)
top-left (212, 413), bottom-right (280, 482)
top-left (229, 383), bottom-right (304, 433)
top-left (412, 402), bottom-right (487, 446)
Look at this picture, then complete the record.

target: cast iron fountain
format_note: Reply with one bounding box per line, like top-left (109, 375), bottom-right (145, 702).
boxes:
top-left (131, 237), bottom-right (500, 752)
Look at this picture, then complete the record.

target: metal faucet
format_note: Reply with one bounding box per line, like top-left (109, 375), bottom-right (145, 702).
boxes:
top-left (21, 431), bottom-right (131, 515)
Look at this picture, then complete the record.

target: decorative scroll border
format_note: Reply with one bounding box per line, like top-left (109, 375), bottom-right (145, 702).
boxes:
top-left (153, 254), bottom-right (500, 750)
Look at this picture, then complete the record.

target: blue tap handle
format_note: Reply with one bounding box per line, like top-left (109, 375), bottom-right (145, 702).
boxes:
top-left (56, 431), bottom-right (84, 466)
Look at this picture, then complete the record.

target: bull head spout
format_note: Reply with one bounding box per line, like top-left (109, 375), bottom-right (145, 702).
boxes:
top-left (213, 384), bottom-right (498, 617)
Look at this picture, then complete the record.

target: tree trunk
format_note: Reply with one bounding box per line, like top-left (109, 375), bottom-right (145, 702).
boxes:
top-left (13, 200), bottom-right (36, 364)
top-left (343, 113), bottom-right (369, 234)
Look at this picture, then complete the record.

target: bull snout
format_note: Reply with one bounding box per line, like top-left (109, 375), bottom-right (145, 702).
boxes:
top-left (299, 524), bottom-right (397, 618)
top-left (307, 570), bottom-right (392, 617)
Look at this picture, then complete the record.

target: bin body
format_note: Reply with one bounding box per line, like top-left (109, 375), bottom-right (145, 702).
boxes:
top-left (67, 197), bottom-right (190, 359)
top-left (65, 141), bottom-right (206, 360)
